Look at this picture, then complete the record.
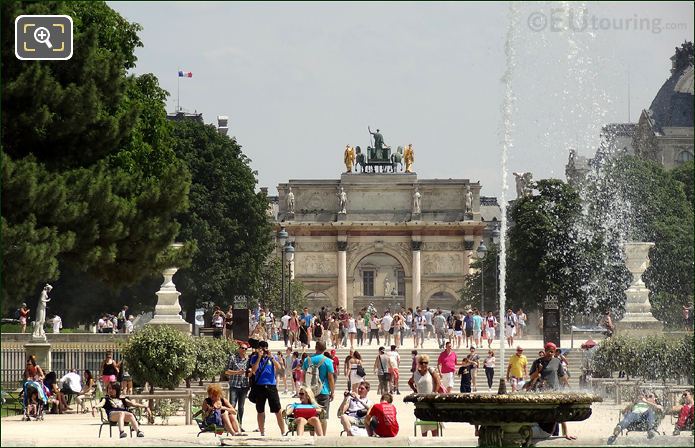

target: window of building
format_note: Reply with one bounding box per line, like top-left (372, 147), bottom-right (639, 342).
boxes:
top-left (363, 271), bottom-right (374, 297)
top-left (397, 270), bottom-right (405, 296)
top-left (676, 150), bottom-right (694, 164)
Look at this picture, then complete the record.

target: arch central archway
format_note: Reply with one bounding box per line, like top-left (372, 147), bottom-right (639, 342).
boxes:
top-left (351, 252), bottom-right (406, 314)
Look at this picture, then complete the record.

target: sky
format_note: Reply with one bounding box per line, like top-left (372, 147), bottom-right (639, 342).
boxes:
top-left (110, 1), bottom-right (693, 199)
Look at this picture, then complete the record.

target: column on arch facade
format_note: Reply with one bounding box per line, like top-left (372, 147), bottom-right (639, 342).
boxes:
top-left (411, 240), bottom-right (422, 310)
top-left (337, 240), bottom-right (348, 310)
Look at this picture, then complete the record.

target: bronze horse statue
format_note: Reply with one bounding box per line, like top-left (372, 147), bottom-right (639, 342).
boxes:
top-left (390, 146), bottom-right (404, 172)
top-left (355, 146), bottom-right (367, 173)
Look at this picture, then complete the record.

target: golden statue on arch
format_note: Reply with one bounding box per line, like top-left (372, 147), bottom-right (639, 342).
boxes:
top-left (343, 145), bottom-right (355, 173)
top-left (404, 144), bottom-right (415, 173)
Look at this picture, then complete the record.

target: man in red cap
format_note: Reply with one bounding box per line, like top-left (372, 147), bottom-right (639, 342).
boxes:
top-left (528, 342), bottom-right (565, 391)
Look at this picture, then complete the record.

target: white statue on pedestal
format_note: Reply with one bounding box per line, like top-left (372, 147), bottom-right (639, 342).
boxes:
top-left (464, 185), bottom-right (473, 214)
top-left (287, 187), bottom-right (295, 214)
top-left (338, 187), bottom-right (347, 214)
top-left (413, 188), bottom-right (421, 214)
top-left (32, 284), bottom-right (52, 340)
top-left (384, 277), bottom-right (391, 297)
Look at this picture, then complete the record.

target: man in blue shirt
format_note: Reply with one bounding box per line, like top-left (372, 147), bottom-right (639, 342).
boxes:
top-left (472, 309), bottom-right (484, 348)
top-left (249, 340), bottom-right (286, 436)
top-left (302, 340), bottom-right (335, 434)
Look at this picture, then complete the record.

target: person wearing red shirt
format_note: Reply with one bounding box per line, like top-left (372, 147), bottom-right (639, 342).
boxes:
top-left (329, 349), bottom-right (340, 383)
top-left (437, 341), bottom-right (458, 393)
top-left (366, 393), bottom-right (399, 438)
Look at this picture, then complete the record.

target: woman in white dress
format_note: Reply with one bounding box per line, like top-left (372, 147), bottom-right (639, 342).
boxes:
top-left (347, 313), bottom-right (357, 349)
top-left (348, 351), bottom-right (364, 393)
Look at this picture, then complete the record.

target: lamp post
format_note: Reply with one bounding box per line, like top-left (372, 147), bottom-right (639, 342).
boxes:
top-left (278, 227), bottom-right (288, 312)
top-left (285, 241), bottom-right (295, 312)
top-left (477, 241), bottom-right (488, 313)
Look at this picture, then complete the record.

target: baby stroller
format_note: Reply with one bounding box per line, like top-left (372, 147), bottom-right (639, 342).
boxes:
top-left (22, 381), bottom-right (48, 421)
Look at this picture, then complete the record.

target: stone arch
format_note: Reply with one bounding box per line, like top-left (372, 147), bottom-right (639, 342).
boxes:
top-left (422, 283), bottom-right (461, 311)
top-left (346, 246), bottom-right (412, 279)
top-left (303, 291), bottom-right (333, 312)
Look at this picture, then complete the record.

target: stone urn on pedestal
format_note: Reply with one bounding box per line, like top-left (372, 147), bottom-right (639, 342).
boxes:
top-left (147, 243), bottom-right (192, 334)
top-left (618, 242), bottom-right (663, 336)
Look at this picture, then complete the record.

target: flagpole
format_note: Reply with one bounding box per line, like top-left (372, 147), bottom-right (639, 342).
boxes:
top-left (177, 71), bottom-right (180, 112)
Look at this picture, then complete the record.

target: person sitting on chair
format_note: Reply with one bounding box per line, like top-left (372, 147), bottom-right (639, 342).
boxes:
top-left (607, 391), bottom-right (663, 444)
top-left (339, 381), bottom-right (373, 436)
top-left (671, 391), bottom-right (694, 436)
top-left (287, 386), bottom-right (324, 436)
top-left (365, 393), bottom-right (399, 438)
top-left (93, 381), bottom-right (151, 438)
top-left (202, 383), bottom-right (244, 436)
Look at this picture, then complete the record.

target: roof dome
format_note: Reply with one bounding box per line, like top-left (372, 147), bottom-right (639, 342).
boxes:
top-left (648, 65), bottom-right (693, 131)
top-left (647, 43), bottom-right (694, 131)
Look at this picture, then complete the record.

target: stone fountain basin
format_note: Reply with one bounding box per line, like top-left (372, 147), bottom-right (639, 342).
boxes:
top-left (403, 392), bottom-right (603, 425)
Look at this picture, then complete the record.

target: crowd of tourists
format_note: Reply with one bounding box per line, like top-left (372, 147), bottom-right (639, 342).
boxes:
top-left (267, 305), bottom-right (530, 351)
top-left (16, 302), bottom-right (693, 441)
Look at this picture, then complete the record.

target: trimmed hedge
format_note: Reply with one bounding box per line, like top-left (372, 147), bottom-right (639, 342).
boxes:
top-left (593, 334), bottom-right (693, 383)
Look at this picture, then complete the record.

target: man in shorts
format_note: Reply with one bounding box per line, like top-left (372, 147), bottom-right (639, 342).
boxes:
top-left (249, 340), bottom-right (286, 436)
top-left (302, 340), bottom-right (335, 434)
top-left (463, 310), bottom-right (475, 348)
top-left (506, 346), bottom-right (528, 392)
top-left (437, 342), bottom-right (458, 393)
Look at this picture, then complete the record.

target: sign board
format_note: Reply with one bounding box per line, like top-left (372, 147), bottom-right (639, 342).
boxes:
top-left (232, 308), bottom-right (249, 342)
top-left (543, 295), bottom-right (561, 347)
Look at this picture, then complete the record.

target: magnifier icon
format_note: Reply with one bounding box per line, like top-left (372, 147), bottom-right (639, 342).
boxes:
top-left (33, 26), bottom-right (53, 49)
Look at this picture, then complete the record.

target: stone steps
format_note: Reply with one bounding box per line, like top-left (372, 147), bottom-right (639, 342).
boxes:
top-left (281, 341), bottom-right (585, 391)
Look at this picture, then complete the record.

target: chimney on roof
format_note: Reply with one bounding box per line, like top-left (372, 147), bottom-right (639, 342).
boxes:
top-left (217, 116), bottom-right (229, 136)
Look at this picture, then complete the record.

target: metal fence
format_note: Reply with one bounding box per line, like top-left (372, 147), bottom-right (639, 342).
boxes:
top-left (1, 344), bottom-right (121, 388)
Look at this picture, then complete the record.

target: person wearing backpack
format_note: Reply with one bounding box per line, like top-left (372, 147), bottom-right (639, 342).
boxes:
top-left (301, 340), bottom-right (335, 435)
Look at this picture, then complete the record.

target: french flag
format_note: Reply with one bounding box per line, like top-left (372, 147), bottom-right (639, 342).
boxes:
top-left (178, 70), bottom-right (193, 78)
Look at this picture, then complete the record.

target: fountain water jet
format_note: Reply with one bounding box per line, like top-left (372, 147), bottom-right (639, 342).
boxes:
top-left (405, 5), bottom-right (603, 446)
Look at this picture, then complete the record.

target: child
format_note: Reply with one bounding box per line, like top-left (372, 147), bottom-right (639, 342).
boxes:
top-left (292, 352), bottom-right (304, 397)
top-left (26, 389), bottom-right (40, 418)
top-left (458, 358), bottom-right (473, 393)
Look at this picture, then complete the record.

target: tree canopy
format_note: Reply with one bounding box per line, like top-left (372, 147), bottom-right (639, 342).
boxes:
top-left (1, 1), bottom-right (191, 320)
top-left (506, 179), bottom-right (631, 322)
top-left (170, 120), bottom-right (274, 321)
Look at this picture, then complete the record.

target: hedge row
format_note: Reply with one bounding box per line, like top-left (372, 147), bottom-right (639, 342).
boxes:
top-left (592, 334), bottom-right (693, 383)
top-left (121, 325), bottom-right (237, 391)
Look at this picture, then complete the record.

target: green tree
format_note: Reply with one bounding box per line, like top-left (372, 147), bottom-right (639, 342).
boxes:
top-left (599, 157), bottom-right (694, 325)
top-left (1, 2), bottom-right (192, 318)
top-left (188, 337), bottom-right (237, 385)
top-left (256, 257), bottom-right (307, 314)
top-left (121, 325), bottom-right (196, 391)
top-left (506, 179), bottom-right (630, 323)
top-left (459, 244), bottom-right (500, 313)
top-left (170, 120), bottom-right (273, 320)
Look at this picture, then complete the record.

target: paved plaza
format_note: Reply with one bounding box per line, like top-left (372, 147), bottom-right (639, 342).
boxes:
top-left (2, 337), bottom-right (692, 447)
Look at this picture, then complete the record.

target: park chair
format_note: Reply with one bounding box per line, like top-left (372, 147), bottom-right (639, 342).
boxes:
top-left (414, 418), bottom-right (444, 436)
top-left (282, 404), bottom-right (326, 436)
top-left (97, 407), bottom-right (141, 438)
top-left (192, 405), bottom-right (229, 437)
top-left (1, 388), bottom-right (24, 416)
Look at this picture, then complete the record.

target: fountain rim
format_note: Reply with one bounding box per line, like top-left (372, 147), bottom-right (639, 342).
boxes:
top-left (403, 392), bottom-right (602, 405)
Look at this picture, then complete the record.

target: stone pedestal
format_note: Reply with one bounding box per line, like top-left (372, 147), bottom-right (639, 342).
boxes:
top-left (337, 212), bottom-right (347, 222)
top-left (411, 212), bottom-right (421, 221)
top-left (24, 342), bottom-right (52, 372)
top-left (618, 242), bottom-right (663, 336)
top-left (148, 245), bottom-right (192, 334)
